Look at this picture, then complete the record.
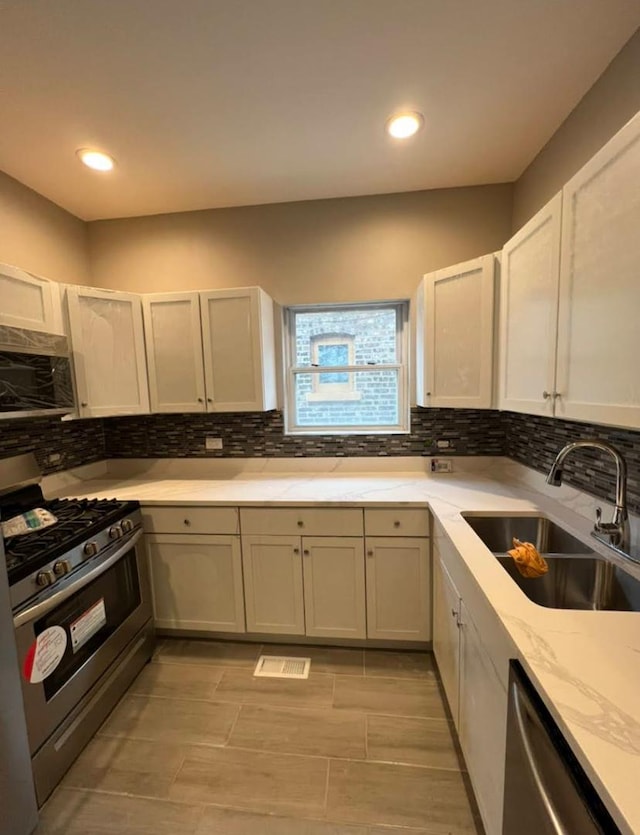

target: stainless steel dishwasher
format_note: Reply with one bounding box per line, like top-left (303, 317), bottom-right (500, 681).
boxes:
top-left (502, 661), bottom-right (621, 835)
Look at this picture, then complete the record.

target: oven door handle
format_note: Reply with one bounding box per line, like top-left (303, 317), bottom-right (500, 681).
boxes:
top-left (13, 528), bottom-right (143, 628)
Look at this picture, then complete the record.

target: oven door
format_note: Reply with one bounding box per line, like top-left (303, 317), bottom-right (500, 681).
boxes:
top-left (13, 528), bottom-right (152, 755)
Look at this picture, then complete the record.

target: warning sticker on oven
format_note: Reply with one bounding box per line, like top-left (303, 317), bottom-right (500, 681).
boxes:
top-left (23, 626), bottom-right (67, 684)
top-left (70, 598), bottom-right (107, 653)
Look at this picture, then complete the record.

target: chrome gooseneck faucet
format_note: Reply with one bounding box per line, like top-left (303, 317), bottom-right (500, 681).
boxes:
top-left (546, 439), bottom-right (629, 552)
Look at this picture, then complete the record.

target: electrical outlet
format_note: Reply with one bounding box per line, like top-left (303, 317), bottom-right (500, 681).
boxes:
top-left (205, 436), bottom-right (223, 451)
top-left (430, 458), bottom-right (453, 473)
top-left (436, 439), bottom-right (451, 449)
top-left (47, 453), bottom-right (62, 465)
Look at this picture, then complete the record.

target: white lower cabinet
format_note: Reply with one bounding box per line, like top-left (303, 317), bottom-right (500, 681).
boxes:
top-left (241, 536), bottom-right (305, 635)
top-left (458, 600), bottom-right (508, 835)
top-left (432, 553), bottom-right (461, 722)
top-left (146, 534), bottom-right (245, 632)
top-left (433, 528), bottom-right (508, 835)
top-left (365, 537), bottom-right (430, 641)
top-left (303, 537), bottom-right (366, 639)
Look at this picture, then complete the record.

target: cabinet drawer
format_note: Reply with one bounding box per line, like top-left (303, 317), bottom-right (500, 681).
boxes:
top-left (240, 507), bottom-right (363, 537)
top-left (142, 505), bottom-right (239, 534)
top-left (364, 508), bottom-right (430, 537)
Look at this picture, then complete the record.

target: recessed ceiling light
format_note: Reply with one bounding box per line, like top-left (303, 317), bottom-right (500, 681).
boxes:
top-left (386, 112), bottom-right (424, 139)
top-left (76, 149), bottom-right (115, 172)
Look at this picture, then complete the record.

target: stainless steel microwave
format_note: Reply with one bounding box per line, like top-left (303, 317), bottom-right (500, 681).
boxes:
top-left (0, 324), bottom-right (75, 418)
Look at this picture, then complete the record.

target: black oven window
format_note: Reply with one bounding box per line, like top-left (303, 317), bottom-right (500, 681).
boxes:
top-left (35, 548), bottom-right (141, 701)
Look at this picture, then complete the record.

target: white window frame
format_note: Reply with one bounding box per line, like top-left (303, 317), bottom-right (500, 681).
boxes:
top-left (283, 301), bottom-right (410, 435)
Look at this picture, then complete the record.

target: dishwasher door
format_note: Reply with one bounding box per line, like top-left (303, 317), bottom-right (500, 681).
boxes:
top-left (502, 661), bottom-right (620, 835)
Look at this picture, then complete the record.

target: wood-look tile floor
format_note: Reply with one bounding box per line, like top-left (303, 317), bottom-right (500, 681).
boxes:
top-left (36, 639), bottom-right (484, 835)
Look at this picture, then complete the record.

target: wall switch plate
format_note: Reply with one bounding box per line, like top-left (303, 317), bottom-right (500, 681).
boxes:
top-left (205, 436), bottom-right (223, 451)
top-left (431, 458), bottom-right (453, 473)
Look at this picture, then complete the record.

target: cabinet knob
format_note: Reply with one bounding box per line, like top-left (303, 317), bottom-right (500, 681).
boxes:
top-left (183, 518), bottom-right (191, 527)
top-left (542, 390), bottom-right (551, 399)
top-left (451, 608), bottom-right (457, 618)
top-left (81, 401), bottom-right (88, 407)
top-left (197, 397), bottom-right (204, 403)
top-left (293, 547), bottom-right (300, 554)
top-left (393, 520), bottom-right (400, 528)
top-left (207, 397), bottom-right (213, 403)
top-left (303, 549), bottom-right (310, 556)
top-left (425, 392), bottom-right (431, 396)
top-left (543, 390), bottom-right (561, 400)
top-left (297, 520), bottom-right (304, 528)
top-left (367, 550), bottom-right (373, 557)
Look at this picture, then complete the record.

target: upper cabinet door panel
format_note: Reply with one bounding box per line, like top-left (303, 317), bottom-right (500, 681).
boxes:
top-left (66, 287), bottom-right (150, 418)
top-left (499, 192), bottom-right (562, 416)
top-left (143, 292), bottom-right (206, 413)
top-left (556, 112), bottom-right (640, 429)
top-left (200, 287), bottom-right (276, 412)
top-left (0, 263), bottom-right (63, 335)
top-left (430, 255), bottom-right (495, 408)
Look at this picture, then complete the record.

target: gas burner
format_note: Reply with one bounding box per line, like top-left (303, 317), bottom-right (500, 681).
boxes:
top-left (3, 496), bottom-right (139, 586)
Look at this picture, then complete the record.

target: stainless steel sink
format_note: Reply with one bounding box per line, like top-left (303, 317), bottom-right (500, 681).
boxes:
top-left (462, 514), bottom-right (594, 555)
top-left (496, 555), bottom-right (640, 611)
top-left (462, 513), bottom-right (640, 611)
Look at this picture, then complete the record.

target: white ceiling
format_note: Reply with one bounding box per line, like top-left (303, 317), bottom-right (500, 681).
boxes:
top-left (0, 0), bottom-right (638, 221)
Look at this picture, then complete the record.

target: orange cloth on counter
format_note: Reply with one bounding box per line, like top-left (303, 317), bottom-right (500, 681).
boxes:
top-left (507, 537), bottom-right (549, 578)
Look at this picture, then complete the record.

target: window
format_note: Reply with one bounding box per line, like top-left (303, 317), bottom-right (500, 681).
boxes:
top-left (284, 302), bottom-right (409, 434)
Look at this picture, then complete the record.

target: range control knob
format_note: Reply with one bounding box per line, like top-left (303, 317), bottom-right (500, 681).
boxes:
top-left (53, 559), bottom-right (72, 576)
top-left (121, 518), bottom-right (134, 533)
top-left (83, 541), bottom-right (98, 557)
top-left (109, 525), bottom-right (123, 540)
top-left (36, 570), bottom-right (55, 587)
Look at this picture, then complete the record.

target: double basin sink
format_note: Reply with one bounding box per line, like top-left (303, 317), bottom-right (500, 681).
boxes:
top-left (463, 514), bottom-right (640, 612)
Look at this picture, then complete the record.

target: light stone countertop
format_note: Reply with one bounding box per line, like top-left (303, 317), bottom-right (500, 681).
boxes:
top-left (45, 456), bottom-right (640, 834)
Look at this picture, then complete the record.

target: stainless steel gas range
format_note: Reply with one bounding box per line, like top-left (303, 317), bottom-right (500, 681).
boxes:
top-left (1, 454), bottom-right (155, 806)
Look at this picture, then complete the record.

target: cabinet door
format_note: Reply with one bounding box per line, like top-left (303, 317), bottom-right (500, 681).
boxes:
top-left (499, 192), bottom-right (562, 416)
top-left (147, 534), bottom-right (245, 632)
top-left (0, 262), bottom-right (63, 334)
top-left (432, 549), bottom-right (461, 726)
top-left (302, 536), bottom-right (366, 639)
top-left (365, 537), bottom-right (430, 641)
top-left (241, 535), bottom-right (304, 635)
top-left (66, 286), bottom-right (150, 417)
top-left (458, 600), bottom-right (507, 835)
top-left (200, 287), bottom-right (276, 412)
top-left (143, 292), bottom-right (206, 413)
top-left (417, 255), bottom-right (495, 408)
top-left (556, 112), bottom-right (640, 429)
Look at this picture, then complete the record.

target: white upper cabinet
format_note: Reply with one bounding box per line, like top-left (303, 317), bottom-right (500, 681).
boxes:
top-left (143, 286), bottom-right (277, 413)
top-left (416, 254), bottom-right (495, 408)
top-left (65, 286), bottom-right (150, 418)
top-left (142, 292), bottom-right (207, 412)
top-left (499, 192), bottom-right (562, 416)
top-left (200, 287), bottom-right (277, 412)
top-left (0, 262), bottom-right (64, 335)
top-left (555, 111), bottom-right (640, 428)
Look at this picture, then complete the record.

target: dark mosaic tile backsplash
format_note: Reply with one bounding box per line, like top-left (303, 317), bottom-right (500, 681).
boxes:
top-left (2, 408), bottom-right (640, 514)
top-left (0, 416), bottom-right (105, 475)
top-left (103, 408), bottom-right (505, 459)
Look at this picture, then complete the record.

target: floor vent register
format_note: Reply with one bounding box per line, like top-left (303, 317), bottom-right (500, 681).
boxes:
top-left (253, 655), bottom-right (311, 679)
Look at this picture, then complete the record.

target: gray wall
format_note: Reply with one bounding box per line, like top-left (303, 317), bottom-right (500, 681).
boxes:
top-left (86, 185), bottom-right (514, 304)
top-left (512, 28), bottom-right (640, 229)
top-left (0, 170), bottom-right (89, 285)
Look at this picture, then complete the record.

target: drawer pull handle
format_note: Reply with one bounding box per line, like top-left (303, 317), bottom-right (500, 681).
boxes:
top-left (297, 520), bottom-right (304, 527)
top-left (393, 520), bottom-right (401, 528)
top-left (183, 519), bottom-right (191, 527)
